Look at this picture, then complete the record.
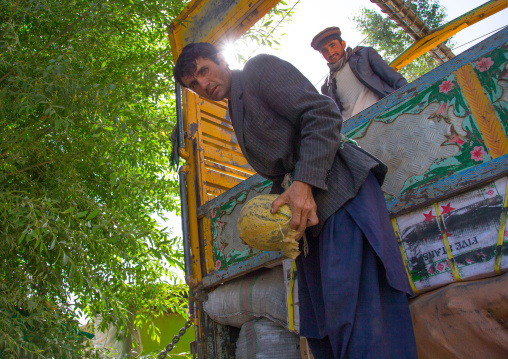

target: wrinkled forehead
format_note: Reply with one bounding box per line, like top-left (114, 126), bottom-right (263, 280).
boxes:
top-left (320, 39), bottom-right (341, 52)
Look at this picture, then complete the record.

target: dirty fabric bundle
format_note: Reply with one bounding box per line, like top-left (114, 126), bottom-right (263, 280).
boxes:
top-left (235, 318), bottom-right (301, 359)
top-left (203, 266), bottom-right (287, 328)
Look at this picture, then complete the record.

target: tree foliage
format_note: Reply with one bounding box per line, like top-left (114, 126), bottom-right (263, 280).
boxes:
top-left (228, 0), bottom-right (298, 63)
top-left (1, 0), bottom-right (294, 357)
top-left (353, 0), bottom-right (450, 81)
top-left (0, 0), bottom-right (189, 356)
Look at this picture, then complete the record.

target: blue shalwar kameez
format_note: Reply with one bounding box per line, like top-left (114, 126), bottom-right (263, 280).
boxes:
top-left (297, 173), bottom-right (417, 359)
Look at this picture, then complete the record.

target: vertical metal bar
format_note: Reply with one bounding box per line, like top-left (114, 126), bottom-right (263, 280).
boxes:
top-left (176, 82), bottom-right (200, 358)
top-left (176, 82), bottom-right (193, 278)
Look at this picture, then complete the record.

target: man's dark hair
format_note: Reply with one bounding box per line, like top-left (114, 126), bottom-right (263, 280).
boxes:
top-left (173, 42), bottom-right (220, 87)
top-left (318, 34), bottom-right (342, 51)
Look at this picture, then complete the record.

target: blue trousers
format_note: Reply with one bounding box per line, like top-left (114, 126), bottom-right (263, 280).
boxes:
top-left (296, 174), bottom-right (417, 359)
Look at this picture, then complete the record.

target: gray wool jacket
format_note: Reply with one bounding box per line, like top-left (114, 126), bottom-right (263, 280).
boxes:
top-left (321, 47), bottom-right (408, 110)
top-left (228, 54), bottom-right (387, 238)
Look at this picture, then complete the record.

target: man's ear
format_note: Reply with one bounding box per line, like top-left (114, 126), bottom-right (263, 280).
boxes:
top-left (217, 53), bottom-right (227, 65)
top-left (342, 40), bottom-right (347, 48)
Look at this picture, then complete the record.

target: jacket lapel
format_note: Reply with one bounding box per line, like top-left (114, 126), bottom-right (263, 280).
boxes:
top-left (229, 70), bottom-right (251, 164)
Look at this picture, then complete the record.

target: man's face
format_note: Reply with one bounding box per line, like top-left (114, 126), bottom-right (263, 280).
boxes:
top-left (181, 54), bottom-right (232, 101)
top-left (320, 39), bottom-right (346, 64)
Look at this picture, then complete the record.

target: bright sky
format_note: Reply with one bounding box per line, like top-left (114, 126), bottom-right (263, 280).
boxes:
top-left (166, 0), bottom-right (508, 256)
top-left (223, 0), bottom-right (508, 87)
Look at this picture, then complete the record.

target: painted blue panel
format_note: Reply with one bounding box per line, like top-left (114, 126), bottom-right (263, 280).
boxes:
top-left (343, 26), bottom-right (508, 134)
top-left (202, 250), bottom-right (283, 287)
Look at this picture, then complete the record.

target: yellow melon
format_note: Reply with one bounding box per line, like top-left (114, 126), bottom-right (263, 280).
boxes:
top-left (237, 194), bottom-right (292, 251)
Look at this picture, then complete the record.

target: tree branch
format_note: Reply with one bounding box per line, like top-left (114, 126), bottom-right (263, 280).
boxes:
top-left (6, 160), bottom-right (54, 176)
top-left (40, 0), bottom-right (104, 53)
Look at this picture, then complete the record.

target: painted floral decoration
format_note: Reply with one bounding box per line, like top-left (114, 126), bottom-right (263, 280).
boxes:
top-left (215, 260), bottom-right (221, 270)
top-left (470, 146), bottom-right (487, 162)
top-left (475, 57), bottom-right (494, 72)
top-left (448, 135), bottom-right (465, 145)
top-left (438, 80), bottom-right (454, 93)
top-left (436, 102), bottom-right (447, 116)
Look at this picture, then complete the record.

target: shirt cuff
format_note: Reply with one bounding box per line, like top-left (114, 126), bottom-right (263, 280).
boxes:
top-left (292, 166), bottom-right (329, 191)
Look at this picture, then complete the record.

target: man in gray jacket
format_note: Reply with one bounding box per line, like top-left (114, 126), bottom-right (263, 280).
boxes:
top-left (312, 27), bottom-right (408, 120)
top-left (174, 42), bottom-right (416, 359)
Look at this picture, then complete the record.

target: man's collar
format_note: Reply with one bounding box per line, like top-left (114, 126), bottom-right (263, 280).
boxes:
top-left (230, 70), bottom-right (243, 100)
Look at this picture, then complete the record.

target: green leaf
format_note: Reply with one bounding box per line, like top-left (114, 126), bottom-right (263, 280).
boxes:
top-left (86, 209), bottom-right (99, 220)
top-left (77, 211), bottom-right (88, 218)
top-left (18, 231), bottom-right (26, 244)
top-left (104, 127), bottom-right (113, 131)
top-left (63, 207), bottom-right (75, 213)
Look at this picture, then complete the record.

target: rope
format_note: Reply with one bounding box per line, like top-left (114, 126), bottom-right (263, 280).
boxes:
top-left (452, 25), bottom-right (508, 51)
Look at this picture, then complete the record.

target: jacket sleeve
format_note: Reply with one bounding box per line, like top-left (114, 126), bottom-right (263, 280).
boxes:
top-left (367, 47), bottom-right (408, 90)
top-left (247, 55), bottom-right (343, 191)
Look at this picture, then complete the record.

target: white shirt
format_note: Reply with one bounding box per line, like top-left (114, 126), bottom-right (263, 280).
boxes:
top-left (333, 63), bottom-right (380, 121)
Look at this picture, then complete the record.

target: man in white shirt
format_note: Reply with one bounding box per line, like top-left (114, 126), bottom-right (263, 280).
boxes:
top-left (312, 27), bottom-right (408, 120)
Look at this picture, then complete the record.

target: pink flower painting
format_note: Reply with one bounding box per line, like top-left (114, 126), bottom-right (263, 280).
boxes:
top-left (470, 146), bottom-right (487, 162)
top-left (448, 135), bottom-right (465, 145)
top-left (215, 260), bottom-right (221, 270)
top-left (476, 57), bottom-right (494, 72)
top-left (436, 102), bottom-right (447, 116)
top-left (439, 80), bottom-right (454, 93)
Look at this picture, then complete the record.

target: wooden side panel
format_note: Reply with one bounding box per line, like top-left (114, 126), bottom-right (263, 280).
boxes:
top-left (197, 98), bottom-right (255, 202)
top-left (168, 0), bottom-right (281, 59)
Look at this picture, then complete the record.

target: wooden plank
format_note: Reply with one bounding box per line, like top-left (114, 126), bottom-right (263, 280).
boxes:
top-left (202, 136), bottom-right (242, 155)
top-left (204, 145), bottom-right (253, 171)
top-left (202, 251), bottom-right (283, 288)
top-left (197, 174), bottom-right (268, 217)
top-left (201, 121), bottom-right (237, 145)
top-left (205, 185), bottom-right (226, 198)
top-left (386, 155), bottom-right (508, 215)
top-left (205, 160), bottom-right (254, 180)
top-left (391, 0), bottom-right (508, 70)
top-left (344, 27), bottom-right (508, 134)
top-left (205, 168), bottom-right (244, 190)
top-left (199, 97), bottom-right (229, 114)
top-left (201, 112), bottom-right (234, 131)
top-left (455, 64), bottom-right (508, 158)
